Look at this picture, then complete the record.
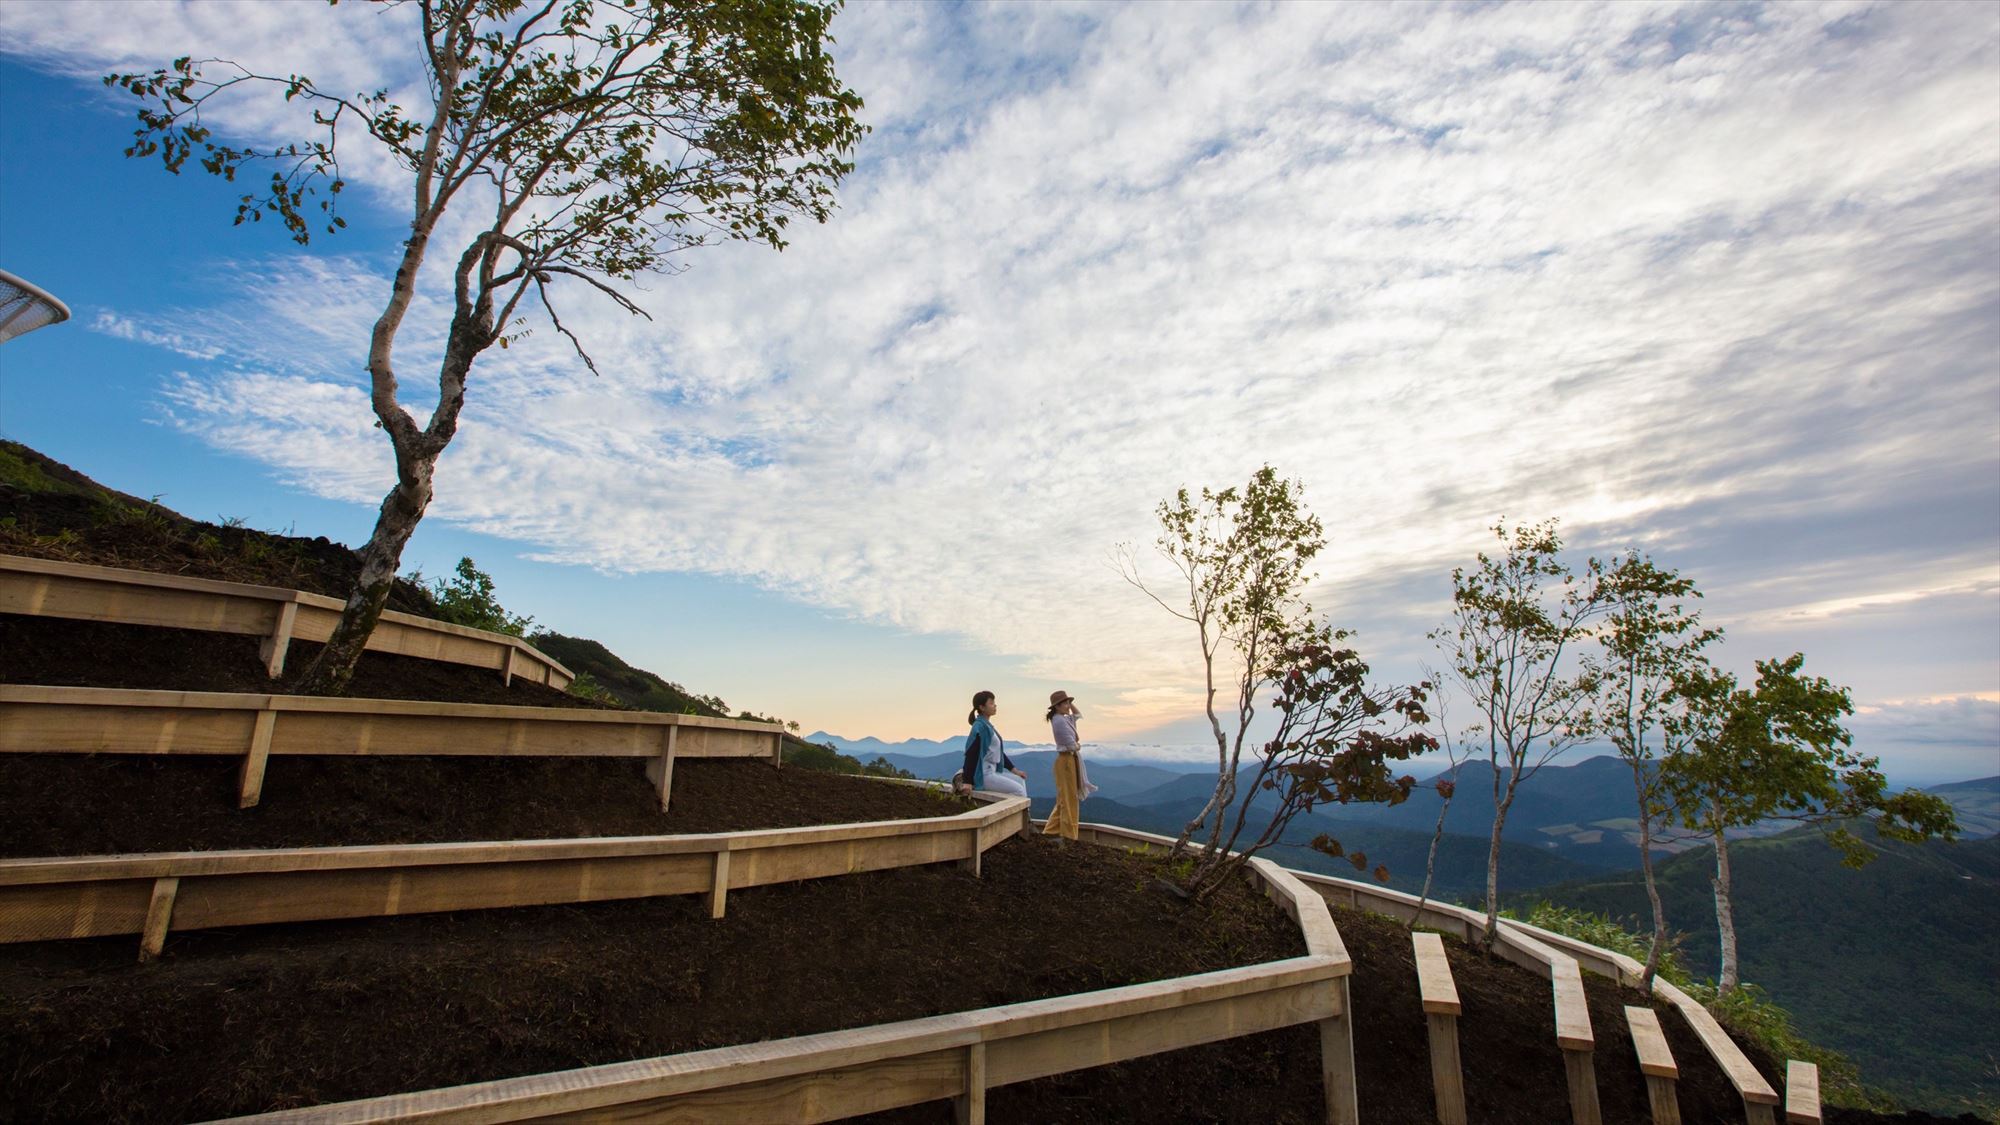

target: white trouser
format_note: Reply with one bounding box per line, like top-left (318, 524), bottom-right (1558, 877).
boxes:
top-left (979, 770), bottom-right (1027, 798)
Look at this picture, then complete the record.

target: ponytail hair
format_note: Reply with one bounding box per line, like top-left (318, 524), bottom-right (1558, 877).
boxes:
top-left (967, 690), bottom-right (995, 725)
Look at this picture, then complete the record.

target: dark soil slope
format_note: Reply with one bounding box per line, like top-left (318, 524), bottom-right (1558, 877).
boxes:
top-left (1, 440), bottom-right (441, 615)
top-left (0, 614), bottom-right (595, 707)
top-left (0, 837), bottom-right (1303, 1124)
top-left (0, 754), bottom-right (967, 857)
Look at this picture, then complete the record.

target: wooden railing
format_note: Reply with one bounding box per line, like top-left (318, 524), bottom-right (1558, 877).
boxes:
top-left (0, 684), bottom-right (782, 808)
top-left (1498, 914), bottom-right (1784, 1122)
top-left (0, 553), bottom-right (572, 688)
top-left (1286, 859), bottom-right (1783, 1124)
top-left (1070, 821), bottom-right (1598, 1122)
top-left (0, 796), bottom-right (1031, 960)
top-left (204, 851), bottom-right (1357, 1125)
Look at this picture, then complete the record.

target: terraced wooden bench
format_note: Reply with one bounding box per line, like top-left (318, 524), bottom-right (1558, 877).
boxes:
top-left (1653, 978), bottom-right (1783, 1123)
top-left (1786, 1060), bottom-right (1822, 1125)
top-left (0, 553), bottom-right (571, 688)
top-left (1627, 1004), bottom-right (1681, 1125)
top-left (1414, 930), bottom-right (1467, 1125)
top-left (201, 852), bottom-right (1356, 1125)
top-left (0, 796), bottom-right (1031, 959)
top-left (1067, 822), bottom-right (1604, 1124)
top-left (1511, 920), bottom-right (1783, 1124)
top-left (0, 684), bottom-right (782, 808)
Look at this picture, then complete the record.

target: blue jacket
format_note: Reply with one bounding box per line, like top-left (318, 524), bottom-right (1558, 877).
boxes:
top-left (961, 715), bottom-right (1015, 789)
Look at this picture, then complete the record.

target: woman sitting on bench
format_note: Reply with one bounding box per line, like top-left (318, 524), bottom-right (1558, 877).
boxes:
top-left (955, 690), bottom-right (1027, 798)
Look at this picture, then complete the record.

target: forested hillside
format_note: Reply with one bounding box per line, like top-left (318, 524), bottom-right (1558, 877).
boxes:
top-left (1523, 825), bottom-right (2000, 1110)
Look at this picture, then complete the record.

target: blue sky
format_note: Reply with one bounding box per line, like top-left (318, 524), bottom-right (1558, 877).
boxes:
top-left (0, 1), bottom-right (1995, 784)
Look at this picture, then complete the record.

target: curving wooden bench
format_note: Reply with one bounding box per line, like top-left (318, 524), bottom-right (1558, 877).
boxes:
top-left (1628, 1004), bottom-right (1682, 1125)
top-left (1786, 1060), bottom-right (1821, 1124)
top-left (199, 851), bottom-right (1355, 1125)
top-left (0, 796), bottom-right (1031, 959)
top-left (0, 553), bottom-right (572, 688)
top-left (0, 684), bottom-right (783, 808)
top-left (1415, 930), bottom-right (1468, 1125)
top-left (1067, 822), bottom-right (1603, 1123)
top-left (1450, 906), bottom-right (1782, 1123)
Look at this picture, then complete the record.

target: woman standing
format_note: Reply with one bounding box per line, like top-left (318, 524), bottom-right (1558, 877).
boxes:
top-left (955, 691), bottom-right (1027, 798)
top-left (1043, 690), bottom-right (1094, 841)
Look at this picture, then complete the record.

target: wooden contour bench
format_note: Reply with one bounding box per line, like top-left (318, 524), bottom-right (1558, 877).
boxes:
top-left (1627, 1003), bottom-right (1682, 1124)
top-left (0, 552), bottom-right (572, 688)
top-left (1413, 930), bottom-right (1467, 1125)
top-left (0, 796), bottom-right (1033, 960)
top-left (0, 684), bottom-right (784, 808)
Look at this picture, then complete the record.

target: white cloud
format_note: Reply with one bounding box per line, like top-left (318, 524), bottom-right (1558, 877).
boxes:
top-left (91, 312), bottom-right (223, 360)
top-left (10, 1), bottom-right (1998, 741)
top-left (1850, 696), bottom-right (2000, 784)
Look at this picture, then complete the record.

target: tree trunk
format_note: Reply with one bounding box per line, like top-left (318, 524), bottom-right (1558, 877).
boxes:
top-left (1712, 824), bottom-right (1739, 995)
top-left (1635, 767), bottom-right (1668, 992)
top-left (292, 455), bottom-right (437, 694)
top-left (1172, 770), bottom-right (1227, 858)
top-left (1410, 783), bottom-right (1455, 930)
top-left (1171, 644), bottom-right (1231, 857)
top-left (295, 304), bottom-right (486, 695)
top-left (1482, 780), bottom-right (1516, 949)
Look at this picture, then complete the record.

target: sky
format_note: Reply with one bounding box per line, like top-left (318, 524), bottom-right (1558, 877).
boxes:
top-left (0, 1), bottom-right (1995, 784)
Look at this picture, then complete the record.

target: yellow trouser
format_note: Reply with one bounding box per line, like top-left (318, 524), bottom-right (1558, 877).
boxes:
top-left (1044, 750), bottom-right (1080, 840)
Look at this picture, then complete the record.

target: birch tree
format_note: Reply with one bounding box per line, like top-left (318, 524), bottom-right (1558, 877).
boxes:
top-left (1408, 660), bottom-right (1473, 929)
top-left (1432, 520), bottom-right (1613, 948)
top-left (1117, 466), bottom-right (1322, 858)
top-left (1660, 654), bottom-right (1958, 995)
top-left (1592, 553), bottom-right (1719, 990)
top-left (110, 0), bottom-right (865, 692)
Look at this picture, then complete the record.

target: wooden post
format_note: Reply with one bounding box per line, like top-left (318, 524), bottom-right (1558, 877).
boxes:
top-left (1319, 976), bottom-right (1359, 1125)
top-left (237, 707), bottom-right (277, 808)
top-left (259, 600), bottom-right (298, 678)
top-left (139, 876), bottom-right (179, 961)
top-left (708, 849), bottom-right (730, 919)
top-left (772, 730), bottom-right (784, 769)
top-left (1784, 1061), bottom-right (1821, 1125)
top-left (502, 646), bottom-right (518, 688)
top-left (646, 726), bottom-right (678, 811)
top-left (1551, 962), bottom-right (1601, 1125)
top-left (960, 828), bottom-right (982, 877)
top-left (1564, 1048), bottom-right (1602, 1125)
top-left (1413, 932), bottom-right (1466, 1125)
top-left (952, 1041), bottom-right (986, 1125)
top-left (1747, 1102), bottom-right (1778, 1125)
top-left (1625, 1006), bottom-right (1681, 1125)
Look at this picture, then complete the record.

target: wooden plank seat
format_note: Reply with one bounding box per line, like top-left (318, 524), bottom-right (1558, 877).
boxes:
top-left (1414, 930), bottom-right (1467, 1125)
top-left (204, 854), bottom-right (1356, 1125)
top-left (1626, 1004), bottom-right (1681, 1124)
top-left (1786, 1060), bottom-right (1822, 1125)
top-left (0, 684), bottom-right (785, 809)
top-left (0, 796), bottom-right (1032, 958)
top-left (1653, 979), bottom-right (1782, 1123)
top-left (0, 552), bottom-right (572, 687)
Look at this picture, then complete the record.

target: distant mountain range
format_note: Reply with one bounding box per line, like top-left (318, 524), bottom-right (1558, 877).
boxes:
top-left (809, 729), bottom-right (2000, 901)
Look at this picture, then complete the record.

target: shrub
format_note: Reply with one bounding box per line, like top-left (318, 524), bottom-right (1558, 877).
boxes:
top-left (422, 557), bottom-right (533, 637)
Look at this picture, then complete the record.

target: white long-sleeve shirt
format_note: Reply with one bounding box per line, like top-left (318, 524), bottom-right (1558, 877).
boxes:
top-left (1049, 712), bottom-right (1092, 792)
top-left (1050, 713), bottom-right (1080, 750)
